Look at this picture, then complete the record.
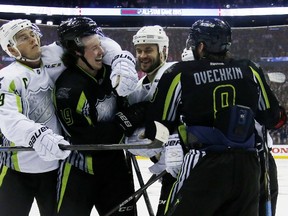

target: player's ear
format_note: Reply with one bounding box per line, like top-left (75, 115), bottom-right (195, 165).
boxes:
top-left (8, 46), bottom-right (20, 57)
top-left (197, 42), bottom-right (205, 58)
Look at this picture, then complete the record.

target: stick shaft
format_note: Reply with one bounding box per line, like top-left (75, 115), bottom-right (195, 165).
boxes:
top-left (130, 154), bottom-right (155, 216)
top-left (104, 171), bottom-right (166, 216)
top-left (262, 126), bottom-right (272, 216)
top-left (0, 139), bottom-right (163, 152)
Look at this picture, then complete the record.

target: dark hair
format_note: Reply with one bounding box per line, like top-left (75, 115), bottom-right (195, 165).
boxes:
top-left (61, 52), bottom-right (78, 68)
top-left (57, 16), bottom-right (104, 55)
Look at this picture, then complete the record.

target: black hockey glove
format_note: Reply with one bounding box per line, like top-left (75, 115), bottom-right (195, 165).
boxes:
top-left (114, 101), bottom-right (150, 137)
top-left (144, 121), bottom-right (157, 140)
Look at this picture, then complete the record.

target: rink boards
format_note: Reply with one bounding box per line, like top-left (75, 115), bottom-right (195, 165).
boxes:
top-left (271, 145), bottom-right (288, 159)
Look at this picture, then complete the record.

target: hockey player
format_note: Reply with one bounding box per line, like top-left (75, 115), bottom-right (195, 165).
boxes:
top-left (126, 25), bottom-right (184, 216)
top-left (143, 18), bottom-right (287, 216)
top-left (54, 17), bottom-right (145, 216)
top-left (180, 26), bottom-right (280, 216)
top-left (0, 18), bottom-right (139, 216)
top-left (0, 19), bottom-right (71, 216)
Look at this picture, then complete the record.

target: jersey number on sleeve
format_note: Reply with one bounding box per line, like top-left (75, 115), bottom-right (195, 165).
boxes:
top-left (61, 108), bottom-right (73, 126)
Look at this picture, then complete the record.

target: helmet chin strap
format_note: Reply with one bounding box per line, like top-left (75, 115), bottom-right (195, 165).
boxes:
top-left (16, 56), bottom-right (41, 62)
top-left (147, 62), bottom-right (164, 75)
top-left (146, 61), bottom-right (165, 76)
top-left (13, 47), bottom-right (41, 63)
top-left (80, 55), bottom-right (95, 71)
top-left (146, 52), bottom-right (166, 76)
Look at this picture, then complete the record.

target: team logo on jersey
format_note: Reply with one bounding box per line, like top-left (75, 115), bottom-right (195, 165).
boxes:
top-left (96, 93), bottom-right (117, 121)
top-left (56, 87), bottom-right (71, 99)
top-left (25, 86), bottom-right (54, 124)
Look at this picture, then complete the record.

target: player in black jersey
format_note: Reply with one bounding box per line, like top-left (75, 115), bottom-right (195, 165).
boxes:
top-left (144, 18), bottom-right (286, 216)
top-left (54, 17), bottom-right (144, 216)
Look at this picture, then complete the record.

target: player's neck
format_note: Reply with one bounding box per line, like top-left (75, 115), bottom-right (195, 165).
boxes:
top-left (18, 59), bottom-right (41, 69)
top-left (147, 72), bottom-right (157, 83)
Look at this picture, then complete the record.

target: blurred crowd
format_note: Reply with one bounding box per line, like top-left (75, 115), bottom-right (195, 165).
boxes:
top-left (0, 21), bottom-right (287, 144)
top-left (0, 0), bottom-right (288, 8)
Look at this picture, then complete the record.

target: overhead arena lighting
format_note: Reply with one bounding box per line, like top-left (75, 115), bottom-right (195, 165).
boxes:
top-left (0, 4), bottom-right (287, 17)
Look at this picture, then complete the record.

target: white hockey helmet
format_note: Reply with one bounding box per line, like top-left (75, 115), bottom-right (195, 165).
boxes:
top-left (0, 19), bottom-right (42, 59)
top-left (133, 25), bottom-right (169, 60)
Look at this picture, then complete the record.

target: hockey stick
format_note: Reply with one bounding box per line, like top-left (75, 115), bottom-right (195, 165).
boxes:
top-left (0, 121), bottom-right (169, 152)
top-left (104, 170), bottom-right (167, 216)
top-left (134, 173), bottom-right (156, 202)
top-left (262, 126), bottom-right (272, 216)
top-left (130, 153), bottom-right (155, 216)
top-left (124, 152), bottom-right (138, 215)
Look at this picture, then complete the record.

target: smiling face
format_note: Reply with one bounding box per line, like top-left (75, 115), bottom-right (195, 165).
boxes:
top-left (77, 34), bottom-right (104, 74)
top-left (9, 28), bottom-right (41, 61)
top-left (135, 44), bottom-right (161, 74)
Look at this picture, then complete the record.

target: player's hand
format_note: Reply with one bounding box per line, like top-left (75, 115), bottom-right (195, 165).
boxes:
top-left (26, 126), bottom-right (71, 161)
top-left (110, 50), bottom-right (138, 96)
top-left (164, 134), bottom-right (183, 178)
top-left (115, 102), bottom-right (149, 137)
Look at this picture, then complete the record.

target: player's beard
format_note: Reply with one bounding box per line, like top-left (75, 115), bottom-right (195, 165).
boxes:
top-left (141, 55), bottom-right (161, 75)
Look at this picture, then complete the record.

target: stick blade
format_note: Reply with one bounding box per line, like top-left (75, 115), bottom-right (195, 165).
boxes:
top-left (153, 121), bottom-right (169, 144)
top-left (267, 72), bottom-right (286, 83)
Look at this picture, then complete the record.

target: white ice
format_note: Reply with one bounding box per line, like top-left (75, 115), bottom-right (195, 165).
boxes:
top-left (30, 158), bottom-right (288, 216)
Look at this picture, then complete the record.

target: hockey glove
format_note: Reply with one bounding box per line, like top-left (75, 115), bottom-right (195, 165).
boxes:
top-left (148, 134), bottom-right (183, 178)
top-left (115, 102), bottom-right (149, 137)
top-left (110, 50), bottom-right (138, 96)
top-left (149, 150), bottom-right (166, 175)
top-left (100, 37), bottom-right (122, 65)
top-left (26, 126), bottom-right (71, 161)
top-left (126, 127), bottom-right (163, 157)
top-left (164, 134), bottom-right (183, 178)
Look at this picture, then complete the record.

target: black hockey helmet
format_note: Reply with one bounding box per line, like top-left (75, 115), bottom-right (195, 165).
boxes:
top-left (186, 18), bottom-right (231, 54)
top-left (57, 17), bottom-right (104, 50)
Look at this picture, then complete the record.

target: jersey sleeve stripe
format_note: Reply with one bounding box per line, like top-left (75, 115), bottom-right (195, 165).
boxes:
top-left (77, 91), bottom-right (93, 125)
top-left (162, 73), bottom-right (181, 120)
top-left (250, 66), bottom-right (270, 109)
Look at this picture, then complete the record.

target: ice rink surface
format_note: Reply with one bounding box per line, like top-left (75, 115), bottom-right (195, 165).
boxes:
top-left (31, 158), bottom-right (288, 216)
